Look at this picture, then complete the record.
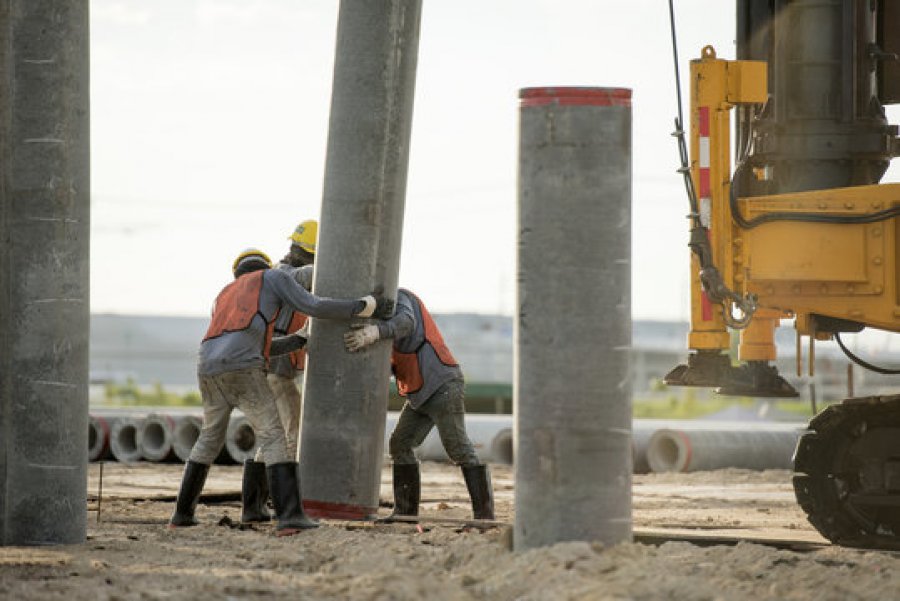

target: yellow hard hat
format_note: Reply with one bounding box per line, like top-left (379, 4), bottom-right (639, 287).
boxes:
top-left (232, 248), bottom-right (272, 276)
top-left (289, 219), bottom-right (318, 255)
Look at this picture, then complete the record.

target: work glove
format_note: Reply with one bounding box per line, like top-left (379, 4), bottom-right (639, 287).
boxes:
top-left (294, 319), bottom-right (310, 341)
top-left (344, 324), bottom-right (381, 352)
top-left (355, 292), bottom-right (395, 319)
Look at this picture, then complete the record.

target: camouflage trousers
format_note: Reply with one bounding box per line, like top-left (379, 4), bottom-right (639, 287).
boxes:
top-left (389, 378), bottom-right (478, 466)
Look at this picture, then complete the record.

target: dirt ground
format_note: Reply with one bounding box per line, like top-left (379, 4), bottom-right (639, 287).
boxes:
top-left (2, 462), bottom-right (899, 600)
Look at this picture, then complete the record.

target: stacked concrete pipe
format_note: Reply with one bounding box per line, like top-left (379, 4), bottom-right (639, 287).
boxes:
top-left (109, 416), bottom-right (145, 463)
top-left (88, 409), bottom-right (810, 474)
top-left (172, 415), bottom-right (202, 463)
top-left (225, 414), bottom-right (259, 464)
top-left (88, 415), bottom-right (113, 462)
top-left (137, 413), bottom-right (178, 463)
top-left (171, 414), bottom-right (233, 464)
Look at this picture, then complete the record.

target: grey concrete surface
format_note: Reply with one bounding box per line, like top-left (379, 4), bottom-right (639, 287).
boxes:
top-left (299, 0), bottom-right (422, 518)
top-left (514, 87), bottom-right (633, 550)
top-left (0, 1), bottom-right (90, 545)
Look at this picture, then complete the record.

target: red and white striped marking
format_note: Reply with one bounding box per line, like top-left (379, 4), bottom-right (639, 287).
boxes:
top-left (697, 106), bottom-right (713, 322)
top-left (697, 106), bottom-right (711, 227)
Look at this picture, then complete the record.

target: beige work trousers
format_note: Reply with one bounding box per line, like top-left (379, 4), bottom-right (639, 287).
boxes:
top-left (253, 372), bottom-right (303, 462)
top-left (190, 367), bottom-right (291, 465)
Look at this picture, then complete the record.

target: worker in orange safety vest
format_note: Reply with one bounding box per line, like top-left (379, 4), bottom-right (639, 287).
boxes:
top-left (343, 288), bottom-right (494, 523)
top-left (241, 220), bottom-right (319, 524)
top-left (169, 248), bottom-right (394, 536)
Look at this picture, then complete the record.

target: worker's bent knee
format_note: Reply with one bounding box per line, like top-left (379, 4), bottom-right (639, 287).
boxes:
top-left (447, 447), bottom-right (479, 467)
top-left (388, 432), bottom-right (410, 457)
top-left (390, 448), bottom-right (417, 465)
top-left (189, 438), bottom-right (226, 465)
top-left (257, 440), bottom-right (291, 465)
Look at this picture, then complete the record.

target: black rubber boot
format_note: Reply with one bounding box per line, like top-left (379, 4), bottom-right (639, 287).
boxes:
top-left (378, 463), bottom-right (421, 523)
top-left (168, 461), bottom-right (210, 528)
top-left (266, 462), bottom-right (319, 536)
top-left (462, 464), bottom-right (495, 520)
top-left (241, 459), bottom-right (272, 523)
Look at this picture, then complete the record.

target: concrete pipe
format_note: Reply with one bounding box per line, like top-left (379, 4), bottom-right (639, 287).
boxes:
top-left (88, 415), bottom-right (113, 462)
top-left (137, 413), bottom-right (177, 463)
top-left (172, 415), bottom-right (201, 463)
top-left (646, 427), bottom-right (803, 472)
top-left (631, 421), bottom-right (665, 474)
top-left (225, 414), bottom-right (258, 464)
top-left (172, 414), bottom-right (232, 465)
top-left (412, 414), bottom-right (514, 464)
top-left (109, 417), bottom-right (144, 463)
top-left (490, 428), bottom-right (514, 465)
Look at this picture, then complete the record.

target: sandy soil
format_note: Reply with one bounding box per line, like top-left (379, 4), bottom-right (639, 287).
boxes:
top-left (1, 462), bottom-right (899, 600)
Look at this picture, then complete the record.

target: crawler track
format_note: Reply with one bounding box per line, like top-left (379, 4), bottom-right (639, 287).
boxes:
top-left (794, 394), bottom-right (900, 550)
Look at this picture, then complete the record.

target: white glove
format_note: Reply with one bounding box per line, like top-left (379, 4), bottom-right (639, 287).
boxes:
top-left (343, 324), bottom-right (380, 352)
top-left (294, 319), bottom-right (310, 340)
top-left (355, 295), bottom-right (377, 318)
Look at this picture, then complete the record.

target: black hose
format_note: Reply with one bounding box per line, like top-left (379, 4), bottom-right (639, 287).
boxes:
top-left (834, 332), bottom-right (900, 375)
top-left (730, 160), bottom-right (900, 229)
top-left (668, 0), bottom-right (700, 227)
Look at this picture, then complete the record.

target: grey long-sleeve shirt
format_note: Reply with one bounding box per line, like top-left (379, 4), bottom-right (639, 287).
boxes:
top-left (379, 288), bottom-right (463, 409)
top-left (268, 263), bottom-right (308, 378)
top-left (198, 268), bottom-right (363, 377)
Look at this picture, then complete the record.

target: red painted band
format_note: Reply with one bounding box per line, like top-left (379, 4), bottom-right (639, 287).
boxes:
top-left (701, 292), bottom-right (713, 321)
top-left (519, 86), bottom-right (632, 107)
top-left (698, 106), bottom-right (710, 136)
top-left (95, 415), bottom-right (110, 436)
top-left (302, 499), bottom-right (378, 521)
top-left (699, 169), bottom-right (710, 198)
top-left (95, 415), bottom-right (111, 459)
top-left (677, 430), bottom-right (693, 472)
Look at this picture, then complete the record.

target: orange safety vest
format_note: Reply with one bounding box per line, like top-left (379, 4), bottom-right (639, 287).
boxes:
top-left (202, 270), bottom-right (279, 358)
top-left (391, 291), bottom-right (458, 396)
top-left (286, 312), bottom-right (308, 370)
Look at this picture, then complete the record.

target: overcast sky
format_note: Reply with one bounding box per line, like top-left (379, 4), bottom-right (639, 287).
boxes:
top-left (89, 0), bottom-right (900, 357)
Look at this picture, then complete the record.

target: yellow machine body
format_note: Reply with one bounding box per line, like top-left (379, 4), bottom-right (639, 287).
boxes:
top-left (686, 47), bottom-right (899, 364)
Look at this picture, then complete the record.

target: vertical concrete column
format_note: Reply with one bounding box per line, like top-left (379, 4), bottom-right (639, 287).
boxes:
top-left (0, 1), bottom-right (90, 545)
top-left (299, 0), bottom-right (421, 519)
top-left (514, 87), bottom-right (633, 550)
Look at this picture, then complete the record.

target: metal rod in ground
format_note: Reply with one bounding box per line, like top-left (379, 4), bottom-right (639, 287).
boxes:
top-left (299, 0), bottom-right (422, 519)
top-left (0, 2), bottom-right (90, 546)
top-left (97, 462), bottom-right (104, 524)
top-left (514, 87), bottom-right (633, 550)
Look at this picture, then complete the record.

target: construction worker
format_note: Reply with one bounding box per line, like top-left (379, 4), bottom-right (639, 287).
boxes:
top-left (343, 288), bottom-right (494, 523)
top-left (241, 220), bottom-right (317, 524)
top-left (281, 219), bottom-right (317, 268)
top-left (170, 248), bottom-right (394, 536)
